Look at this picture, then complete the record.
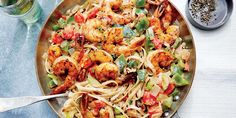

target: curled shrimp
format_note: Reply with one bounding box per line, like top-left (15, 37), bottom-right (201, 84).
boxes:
top-left (104, 0), bottom-right (130, 25)
top-left (103, 27), bottom-right (146, 56)
top-left (94, 62), bottom-right (118, 82)
top-left (116, 35), bottom-right (146, 56)
top-left (153, 1), bottom-right (172, 30)
top-left (150, 18), bottom-right (180, 45)
top-left (48, 45), bottom-right (62, 64)
top-left (81, 19), bottom-right (104, 42)
top-left (149, 17), bottom-right (163, 35)
top-left (104, 27), bottom-right (124, 44)
top-left (161, 3), bottom-right (172, 30)
top-left (147, 50), bottom-right (174, 74)
top-left (51, 60), bottom-right (78, 94)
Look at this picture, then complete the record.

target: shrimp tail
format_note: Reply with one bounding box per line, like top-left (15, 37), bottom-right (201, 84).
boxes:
top-left (51, 76), bottom-right (76, 94)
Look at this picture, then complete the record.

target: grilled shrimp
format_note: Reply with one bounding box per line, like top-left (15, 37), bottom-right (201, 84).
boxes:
top-left (89, 50), bottom-right (113, 63)
top-left (48, 45), bottom-right (62, 64)
top-left (104, 27), bottom-right (124, 44)
top-left (161, 3), bottom-right (172, 30)
top-left (150, 17), bottom-right (179, 45)
top-left (53, 60), bottom-right (78, 77)
top-left (151, 51), bottom-right (174, 74)
top-left (104, 0), bottom-right (130, 25)
top-left (103, 27), bottom-right (123, 54)
top-left (147, 50), bottom-right (174, 74)
top-left (94, 62), bottom-right (118, 82)
top-left (82, 19), bottom-right (104, 42)
top-left (103, 27), bottom-right (145, 56)
top-left (51, 60), bottom-right (78, 94)
top-left (51, 76), bottom-right (76, 94)
top-left (116, 35), bottom-right (146, 56)
top-left (71, 50), bottom-right (84, 63)
top-left (149, 17), bottom-right (163, 35)
top-left (152, 1), bottom-right (172, 30)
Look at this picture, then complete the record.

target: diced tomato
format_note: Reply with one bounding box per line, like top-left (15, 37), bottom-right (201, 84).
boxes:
top-left (74, 11), bottom-right (85, 23)
top-left (164, 83), bottom-right (175, 95)
top-left (142, 91), bottom-right (157, 106)
top-left (52, 34), bottom-right (63, 44)
top-left (87, 8), bottom-right (99, 19)
top-left (152, 38), bottom-right (163, 49)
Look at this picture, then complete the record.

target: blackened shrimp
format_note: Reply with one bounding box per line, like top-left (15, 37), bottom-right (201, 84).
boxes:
top-left (51, 60), bottom-right (78, 94)
top-left (103, 27), bottom-right (146, 56)
top-left (94, 62), bottom-right (118, 82)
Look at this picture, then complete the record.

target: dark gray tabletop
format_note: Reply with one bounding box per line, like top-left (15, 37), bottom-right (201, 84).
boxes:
top-left (0, 0), bottom-right (60, 117)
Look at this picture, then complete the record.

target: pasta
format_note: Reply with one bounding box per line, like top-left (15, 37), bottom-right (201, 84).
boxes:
top-left (44, 0), bottom-right (192, 117)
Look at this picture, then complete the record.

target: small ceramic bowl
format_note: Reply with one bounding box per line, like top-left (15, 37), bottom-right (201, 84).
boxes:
top-left (186, 0), bottom-right (233, 30)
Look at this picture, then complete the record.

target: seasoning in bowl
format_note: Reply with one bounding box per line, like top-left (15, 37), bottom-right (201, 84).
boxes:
top-left (189, 0), bottom-right (216, 25)
top-left (186, 0), bottom-right (233, 30)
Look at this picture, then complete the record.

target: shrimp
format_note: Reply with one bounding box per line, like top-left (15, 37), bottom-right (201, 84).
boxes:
top-left (102, 27), bottom-right (123, 54)
top-left (81, 19), bottom-right (104, 42)
top-left (150, 18), bottom-right (180, 45)
top-left (104, 0), bottom-right (130, 25)
top-left (77, 54), bottom-right (93, 82)
top-left (152, 1), bottom-right (172, 30)
top-left (103, 27), bottom-right (146, 56)
top-left (94, 62), bottom-right (118, 82)
top-left (147, 50), bottom-right (174, 74)
top-left (104, 27), bottom-right (124, 44)
top-left (71, 50), bottom-right (84, 63)
top-left (116, 35), bottom-right (146, 56)
top-left (158, 25), bottom-right (180, 45)
top-left (89, 50), bottom-right (113, 63)
top-left (161, 3), bottom-right (172, 30)
top-left (51, 60), bottom-right (78, 94)
top-left (149, 17), bottom-right (163, 35)
top-left (48, 45), bottom-right (62, 64)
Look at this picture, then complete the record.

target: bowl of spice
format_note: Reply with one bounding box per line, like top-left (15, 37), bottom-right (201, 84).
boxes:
top-left (186, 0), bottom-right (233, 30)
